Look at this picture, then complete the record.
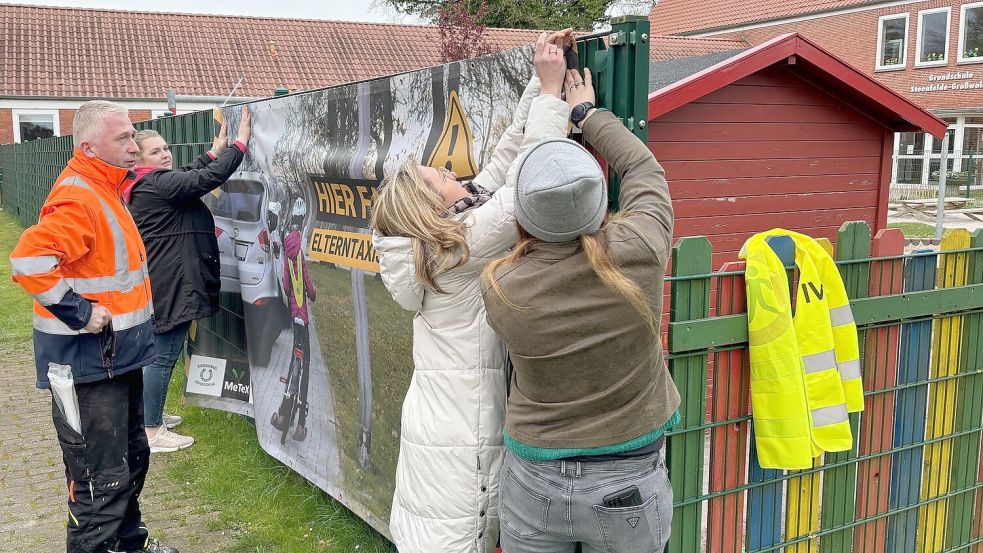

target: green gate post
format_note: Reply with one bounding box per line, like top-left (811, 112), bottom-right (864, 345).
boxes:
top-left (945, 229), bottom-right (983, 548)
top-left (821, 221), bottom-right (872, 553)
top-left (578, 16), bottom-right (650, 211)
top-left (667, 236), bottom-right (712, 553)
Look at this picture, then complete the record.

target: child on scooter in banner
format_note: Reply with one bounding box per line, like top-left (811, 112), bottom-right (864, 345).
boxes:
top-left (271, 198), bottom-right (317, 442)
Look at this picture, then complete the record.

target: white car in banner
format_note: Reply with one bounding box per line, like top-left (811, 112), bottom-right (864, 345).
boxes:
top-left (210, 171), bottom-right (288, 366)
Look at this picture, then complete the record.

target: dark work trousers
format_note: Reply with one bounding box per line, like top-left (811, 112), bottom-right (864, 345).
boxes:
top-left (51, 369), bottom-right (151, 553)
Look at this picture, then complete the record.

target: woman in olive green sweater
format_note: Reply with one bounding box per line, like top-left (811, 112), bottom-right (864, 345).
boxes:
top-left (480, 68), bottom-right (680, 553)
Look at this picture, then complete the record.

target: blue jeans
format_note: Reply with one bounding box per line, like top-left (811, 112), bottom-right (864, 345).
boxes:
top-left (143, 321), bottom-right (191, 427)
top-left (499, 447), bottom-right (673, 553)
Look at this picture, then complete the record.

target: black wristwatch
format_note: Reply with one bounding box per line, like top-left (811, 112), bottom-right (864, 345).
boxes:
top-left (570, 101), bottom-right (595, 127)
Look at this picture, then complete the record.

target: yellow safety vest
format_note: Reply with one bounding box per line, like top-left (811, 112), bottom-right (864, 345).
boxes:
top-left (288, 256), bottom-right (305, 309)
top-left (739, 229), bottom-right (864, 470)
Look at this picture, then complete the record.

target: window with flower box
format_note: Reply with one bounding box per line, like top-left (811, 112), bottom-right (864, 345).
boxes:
top-left (877, 14), bottom-right (909, 69)
top-left (959, 2), bottom-right (983, 62)
top-left (916, 7), bottom-right (951, 66)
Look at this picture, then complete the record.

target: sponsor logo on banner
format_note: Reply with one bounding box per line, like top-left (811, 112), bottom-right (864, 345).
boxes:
top-left (187, 354), bottom-right (227, 397)
top-left (222, 364), bottom-right (252, 402)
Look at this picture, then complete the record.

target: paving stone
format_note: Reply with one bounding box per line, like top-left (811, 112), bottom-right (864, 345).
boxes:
top-left (0, 344), bottom-right (240, 552)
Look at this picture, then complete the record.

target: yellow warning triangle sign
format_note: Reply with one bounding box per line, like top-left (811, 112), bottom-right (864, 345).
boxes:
top-left (425, 90), bottom-right (478, 180)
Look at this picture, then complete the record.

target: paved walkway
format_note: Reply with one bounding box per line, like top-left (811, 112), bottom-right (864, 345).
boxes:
top-left (889, 212), bottom-right (983, 232)
top-left (0, 338), bottom-right (238, 552)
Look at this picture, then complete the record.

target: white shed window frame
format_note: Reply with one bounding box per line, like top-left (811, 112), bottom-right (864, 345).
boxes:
top-left (876, 13), bottom-right (910, 71)
top-left (958, 1), bottom-right (983, 63)
top-left (915, 6), bottom-right (953, 68)
top-left (11, 109), bottom-right (60, 143)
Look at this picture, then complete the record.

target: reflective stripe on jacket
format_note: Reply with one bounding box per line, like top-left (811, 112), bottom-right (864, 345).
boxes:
top-left (739, 229), bottom-right (864, 470)
top-left (10, 150), bottom-right (156, 388)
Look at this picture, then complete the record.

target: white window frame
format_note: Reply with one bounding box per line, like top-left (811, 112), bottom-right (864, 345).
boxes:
top-left (11, 109), bottom-right (60, 143)
top-left (915, 7), bottom-right (952, 67)
top-left (876, 13), bottom-right (910, 70)
top-left (958, 1), bottom-right (983, 63)
top-left (150, 110), bottom-right (190, 119)
top-left (893, 115), bottom-right (983, 186)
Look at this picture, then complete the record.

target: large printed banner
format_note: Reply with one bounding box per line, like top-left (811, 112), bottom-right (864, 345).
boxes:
top-left (183, 46), bottom-right (533, 536)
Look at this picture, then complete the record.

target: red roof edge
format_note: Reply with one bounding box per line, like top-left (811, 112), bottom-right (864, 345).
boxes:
top-left (647, 33), bottom-right (949, 138)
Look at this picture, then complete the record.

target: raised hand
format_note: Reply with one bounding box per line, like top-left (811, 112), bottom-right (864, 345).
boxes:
top-left (534, 31), bottom-right (567, 98)
top-left (236, 105), bottom-right (252, 146)
top-left (565, 67), bottom-right (595, 110)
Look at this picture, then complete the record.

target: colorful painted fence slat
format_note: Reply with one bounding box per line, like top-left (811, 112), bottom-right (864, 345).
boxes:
top-left (815, 222), bottom-right (869, 553)
top-left (746, 438), bottom-right (783, 551)
top-left (853, 229), bottom-right (904, 551)
top-left (918, 230), bottom-right (972, 552)
top-left (946, 230), bottom-right (983, 550)
top-left (666, 236), bottom-right (711, 553)
top-left (706, 261), bottom-right (749, 553)
top-left (886, 247), bottom-right (937, 553)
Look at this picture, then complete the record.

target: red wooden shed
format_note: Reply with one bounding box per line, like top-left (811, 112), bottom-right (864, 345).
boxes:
top-left (647, 33), bottom-right (948, 269)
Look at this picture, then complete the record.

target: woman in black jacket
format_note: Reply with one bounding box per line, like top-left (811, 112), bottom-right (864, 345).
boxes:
top-left (127, 106), bottom-right (252, 453)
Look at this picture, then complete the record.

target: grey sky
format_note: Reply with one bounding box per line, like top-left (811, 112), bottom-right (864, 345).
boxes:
top-left (2, 0), bottom-right (421, 23)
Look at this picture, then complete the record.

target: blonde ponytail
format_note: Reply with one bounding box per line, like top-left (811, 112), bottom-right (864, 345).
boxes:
top-left (483, 214), bottom-right (656, 332)
top-left (580, 228), bottom-right (656, 332)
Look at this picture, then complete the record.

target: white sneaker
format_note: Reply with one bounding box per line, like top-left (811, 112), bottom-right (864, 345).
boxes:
top-left (147, 426), bottom-right (194, 453)
top-left (162, 413), bottom-right (183, 429)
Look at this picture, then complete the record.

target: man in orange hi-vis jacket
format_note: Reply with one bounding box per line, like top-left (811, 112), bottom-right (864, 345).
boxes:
top-left (9, 101), bottom-right (179, 553)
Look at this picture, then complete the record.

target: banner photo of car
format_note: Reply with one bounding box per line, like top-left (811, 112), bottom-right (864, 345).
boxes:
top-left (183, 45), bottom-right (534, 536)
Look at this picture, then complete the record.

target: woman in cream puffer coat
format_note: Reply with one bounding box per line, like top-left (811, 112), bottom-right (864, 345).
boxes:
top-left (371, 32), bottom-right (572, 553)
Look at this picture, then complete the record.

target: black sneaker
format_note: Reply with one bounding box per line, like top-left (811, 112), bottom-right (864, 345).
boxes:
top-left (293, 424), bottom-right (308, 441)
top-left (271, 412), bottom-right (288, 432)
top-left (135, 538), bottom-right (180, 553)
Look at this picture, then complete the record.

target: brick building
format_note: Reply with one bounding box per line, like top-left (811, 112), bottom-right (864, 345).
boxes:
top-left (0, 4), bottom-right (547, 145)
top-left (650, 0), bottom-right (983, 191)
top-left (1, 4), bottom-right (748, 147)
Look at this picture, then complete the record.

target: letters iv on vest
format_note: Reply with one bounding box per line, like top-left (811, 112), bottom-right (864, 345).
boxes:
top-left (739, 229), bottom-right (864, 471)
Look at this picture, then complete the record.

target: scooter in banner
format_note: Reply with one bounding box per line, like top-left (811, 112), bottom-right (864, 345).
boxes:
top-left (271, 317), bottom-right (309, 444)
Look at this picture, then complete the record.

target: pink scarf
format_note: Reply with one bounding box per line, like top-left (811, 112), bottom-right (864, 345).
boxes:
top-left (122, 165), bottom-right (161, 204)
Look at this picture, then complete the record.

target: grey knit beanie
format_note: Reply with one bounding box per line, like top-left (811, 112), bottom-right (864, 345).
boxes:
top-left (512, 138), bottom-right (607, 243)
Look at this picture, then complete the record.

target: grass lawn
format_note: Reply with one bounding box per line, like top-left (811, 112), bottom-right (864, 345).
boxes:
top-left (888, 222), bottom-right (938, 239)
top-left (160, 367), bottom-right (392, 552)
top-left (888, 222), bottom-right (977, 239)
top-left (0, 208), bottom-right (391, 552)
top-left (0, 211), bottom-right (34, 344)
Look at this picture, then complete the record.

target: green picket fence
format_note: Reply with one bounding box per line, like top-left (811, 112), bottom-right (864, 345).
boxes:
top-left (666, 222), bottom-right (983, 552)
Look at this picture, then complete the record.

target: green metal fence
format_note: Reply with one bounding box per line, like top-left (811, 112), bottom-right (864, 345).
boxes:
top-left (666, 222), bottom-right (983, 552)
top-left (0, 110), bottom-right (214, 227)
top-left (0, 135), bottom-right (74, 228)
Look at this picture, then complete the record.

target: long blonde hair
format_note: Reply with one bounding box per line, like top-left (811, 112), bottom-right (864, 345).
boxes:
top-left (482, 216), bottom-right (656, 332)
top-left (371, 161), bottom-right (470, 294)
